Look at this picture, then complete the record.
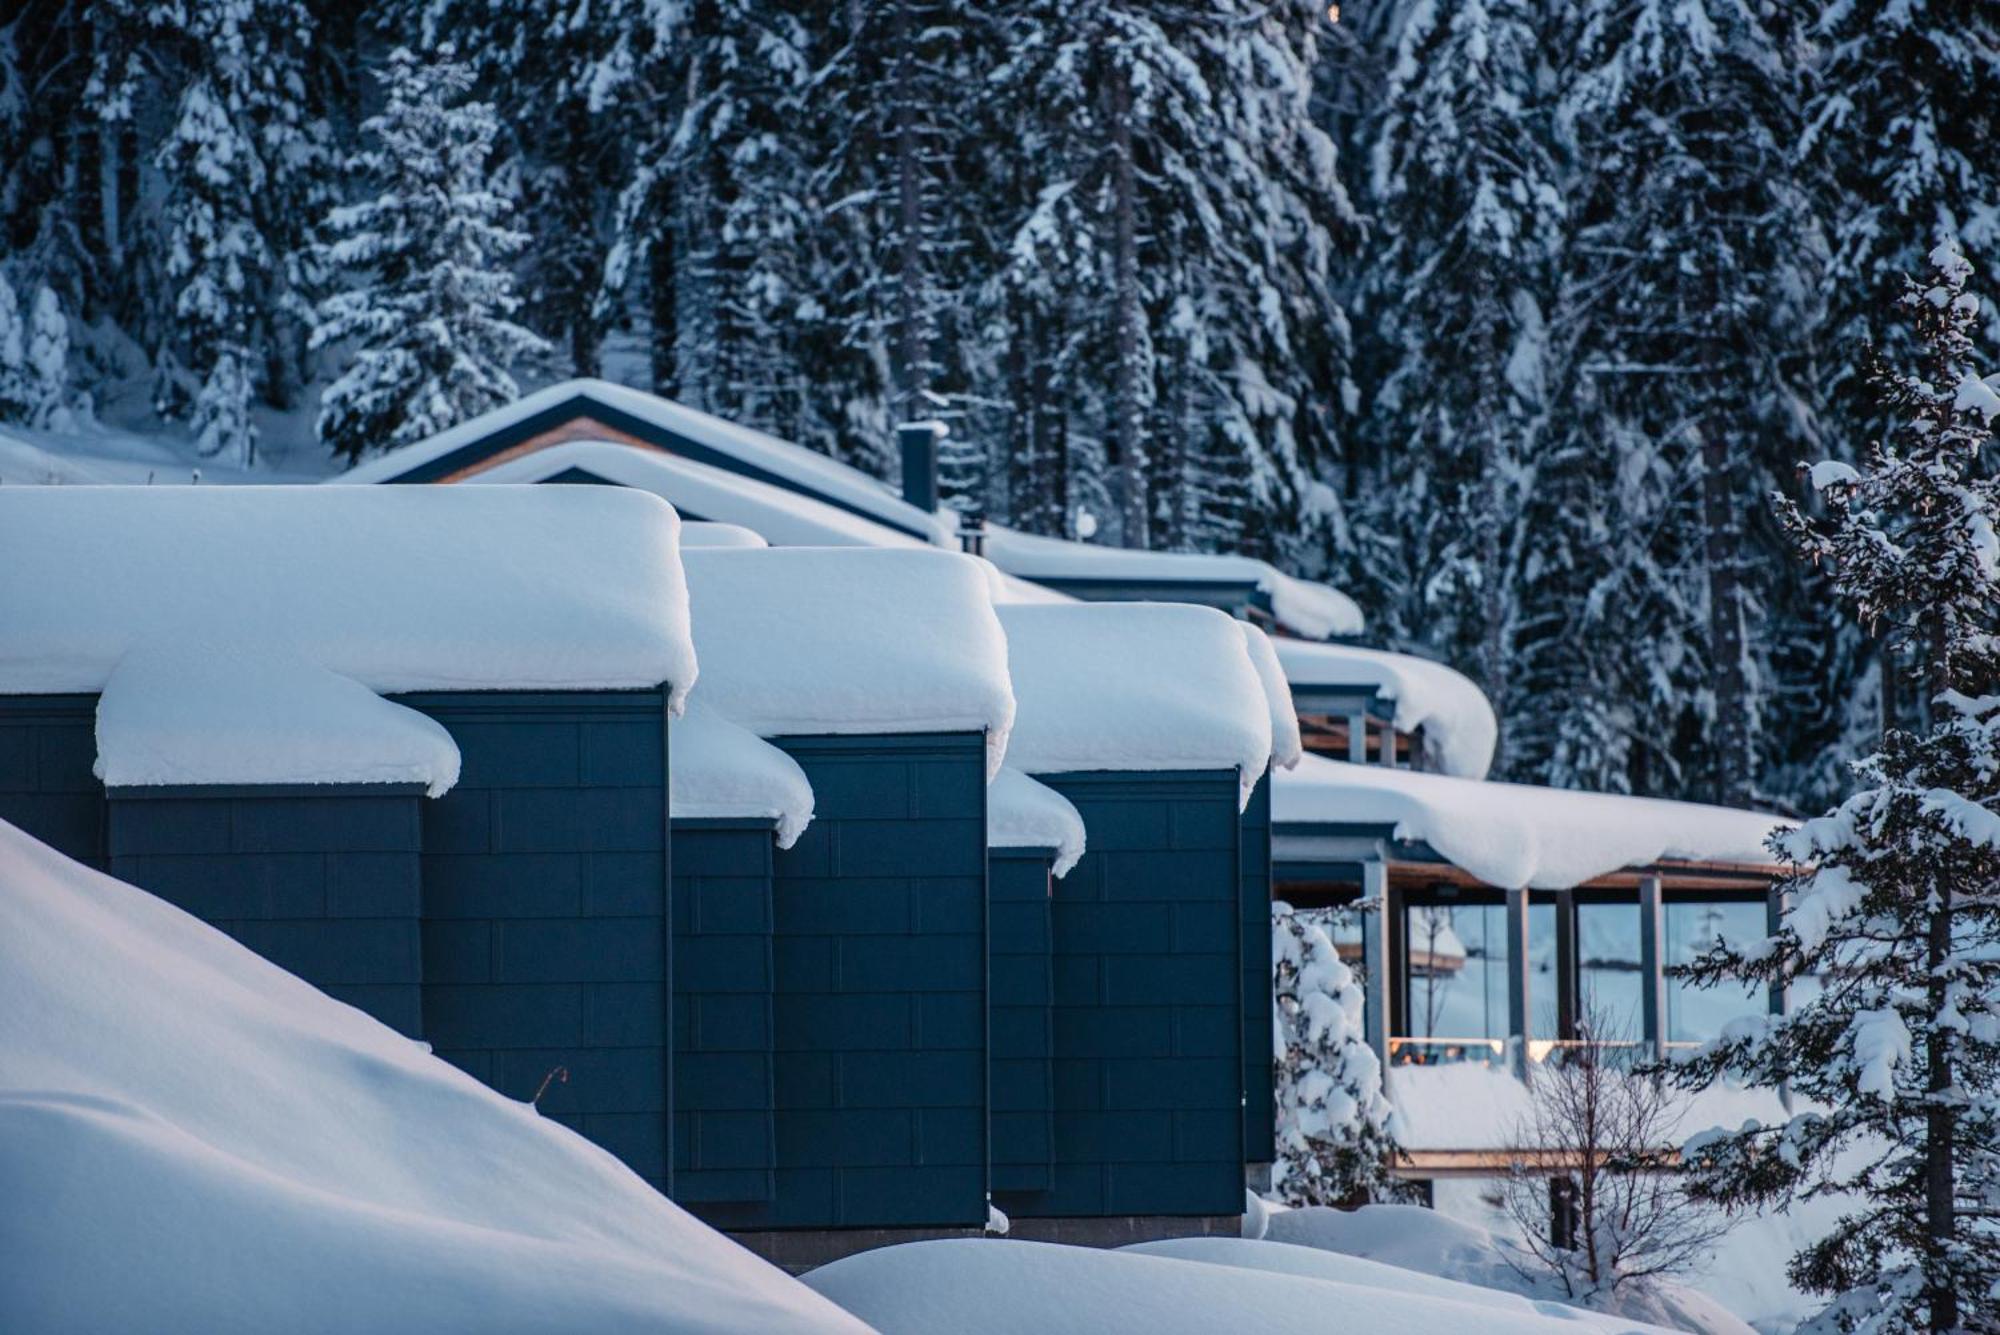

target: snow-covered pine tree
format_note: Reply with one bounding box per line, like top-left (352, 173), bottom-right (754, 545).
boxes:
top-left (24, 284), bottom-right (78, 432)
top-left (0, 272), bottom-right (29, 422)
top-left (95, 0), bottom-right (330, 465)
top-left (1349, 0), bottom-right (1563, 769)
top-left (402, 0), bottom-right (628, 379)
top-left (1509, 0), bottom-right (1815, 801)
top-left (1271, 901), bottom-right (1400, 1205)
top-left (1805, 0), bottom-right (2000, 416)
top-left (1671, 243), bottom-right (2000, 1335)
top-left (312, 46), bottom-right (550, 462)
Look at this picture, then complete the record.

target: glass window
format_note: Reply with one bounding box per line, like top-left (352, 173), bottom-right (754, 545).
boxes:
top-left (1576, 901), bottom-right (1644, 1043)
top-left (1665, 900), bottom-right (1767, 1042)
top-left (1398, 899), bottom-right (1556, 1063)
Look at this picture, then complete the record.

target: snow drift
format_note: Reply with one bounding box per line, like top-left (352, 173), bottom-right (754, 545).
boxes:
top-left (1273, 754), bottom-right (1783, 889)
top-left (997, 602), bottom-right (1274, 807)
top-left (670, 702), bottom-right (817, 847)
top-left (0, 484), bottom-right (698, 706)
top-left (801, 1236), bottom-right (1677, 1335)
top-left (683, 547), bottom-right (1016, 778)
top-left (988, 766), bottom-right (1087, 877)
top-left (0, 819), bottom-right (865, 1335)
top-left (94, 639), bottom-right (463, 795)
top-left (1273, 638), bottom-right (1498, 779)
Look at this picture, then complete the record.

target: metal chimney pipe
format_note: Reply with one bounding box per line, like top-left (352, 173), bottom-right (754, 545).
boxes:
top-left (898, 421), bottom-right (942, 515)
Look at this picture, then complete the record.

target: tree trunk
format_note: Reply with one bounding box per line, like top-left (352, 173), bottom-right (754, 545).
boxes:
top-left (1925, 889), bottom-right (1957, 1333)
top-left (892, 0), bottom-right (926, 418)
top-left (1106, 59), bottom-right (1146, 549)
top-left (649, 227), bottom-right (678, 396)
top-left (1702, 423), bottom-right (1751, 805)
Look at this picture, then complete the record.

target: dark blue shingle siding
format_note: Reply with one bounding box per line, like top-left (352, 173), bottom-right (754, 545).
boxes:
top-left (1004, 769), bottom-right (1245, 1219)
top-left (719, 731), bottom-right (990, 1231)
top-left (1241, 772), bottom-right (1276, 1165)
top-left (395, 689), bottom-right (673, 1190)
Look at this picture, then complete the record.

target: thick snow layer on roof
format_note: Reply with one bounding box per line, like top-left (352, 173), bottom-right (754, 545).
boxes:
top-left (0, 485), bottom-right (697, 705)
top-left (1273, 754), bottom-right (1784, 889)
top-left (801, 1236), bottom-right (1661, 1335)
top-left (983, 525), bottom-right (1364, 638)
top-left (670, 703), bottom-right (815, 848)
top-left (683, 548), bottom-right (1015, 777)
top-left (457, 440), bottom-right (927, 549)
top-left (997, 603), bottom-right (1273, 806)
top-left (1274, 639), bottom-right (1497, 779)
top-left (0, 820), bottom-right (866, 1335)
top-left (1240, 624), bottom-right (1304, 771)
top-left (338, 378), bottom-right (954, 543)
top-left (1388, 1061), bottom-right (1790, 1156)
top-left (988, 767), bottom-right (1086, 877)
top-left (681, 520), bottom-right (768, 548)
top-left (95, 641), bottom-right (461, 796)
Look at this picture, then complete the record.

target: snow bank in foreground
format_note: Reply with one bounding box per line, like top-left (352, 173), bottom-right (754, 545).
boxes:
top-left (981, 525), bottom-right (1365, 638)
top-left (1265, 1204), bottom-right (1753, 1335)
top-left (684, 547), bottom-right (1016, 778)
top-left (1273, 638), bottom-right (1498, 779)
top-left (682, 520), bottom-right (770, 548)
top-left (998, 602), bottom-right (1273, 807)
top-left (1122, 1237), bottom-right (1661, 1331)
top-left (0, 820), bottom-right (863, 1335)
top-left (1273, 754), bottom-right (1784, 889)
top-left (1240, 623), bottom-right (1304, 770)
top-left (95, 640), bottom-right (462, 795)
top-left (988, 767), bottom-right (1087, 877)
top-left (671, 703), bottom-right (816, 847)
top-left (461, 440), bottom-right (928, 549)
top-left (0, 485), bottom-right (698, 706)
top-left (802, 1236), bottom-right (1671, 1335)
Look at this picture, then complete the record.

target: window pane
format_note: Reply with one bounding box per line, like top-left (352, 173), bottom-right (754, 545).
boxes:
top-left (1666, 900), bottom-right (1766, 1041)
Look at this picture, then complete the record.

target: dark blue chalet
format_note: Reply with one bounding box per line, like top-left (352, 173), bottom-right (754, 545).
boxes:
top-left (0, 484), bottom-right (698, 1193)
top-left (995, 602), bottom-right (1279, 1229)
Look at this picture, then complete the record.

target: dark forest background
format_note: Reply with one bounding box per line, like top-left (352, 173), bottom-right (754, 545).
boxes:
top-left (4, 0), bottom-right (1997, 813)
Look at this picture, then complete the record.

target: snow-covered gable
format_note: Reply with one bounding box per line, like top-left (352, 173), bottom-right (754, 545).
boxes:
top-left (0, 820), bottom-right (867, 1334)
top-left (335, 378), bottom-right (954, 545)
top-left (1241, 623), bottom-right (1304, 771)
top-left (670, 703), bottom-right (815, 848)
top-left (681, 520), bottom-right (768, 548)
top-left (1274, 639), bottom-right (1497, 779)
top-left (95, 641), bottom-right (462, 796)
top-left (682, 548), bottom-right (1015, 778)
top-left (455, 439), bottom-right (927, 549)
top-left (0, 485), bottom-right (698, 706)
top-left (1273, 754), bottom-right (1784, 889)
top-left (983, 525), bottom-right (1365, 639)
top-left (989, 766), bottom-right (1087, 878)
top-left (997, 602), bottom-right (1273, 807)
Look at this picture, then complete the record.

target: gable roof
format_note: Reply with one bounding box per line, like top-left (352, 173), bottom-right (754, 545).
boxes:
top-left (333, 379), bottom-right (951, 545)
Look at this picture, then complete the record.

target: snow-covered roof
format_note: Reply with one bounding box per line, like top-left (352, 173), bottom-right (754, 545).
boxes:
top-left (997, 603), bottom-right (1273, 807)
top-left (94, 641), bottom-right (461, 797)
top-left (0, 820), bottom-right (867, 1334)
top-left (680, 520), bottom-right (768, 549)
top-left (1274, 639), bottom-right (1497, 780)
top-left (989, 767), bottom-right (1087, 878)
top-left (1388, 1061), bottom-right (1790, 1153)
top-left (0, 485), bottom-right (698, 706)
top-left (334, 377), bottom-right (955, 545)
top-left (983, 526), bottom-right (1365, 639)
top-left (454, 439), bottom-right (927, 549)
top-left (1240, 624), bottom-right (1305, 772)
top-left (682, 548), bottom-right (1015, 778)
top-left (1273, 754), bottom-right (1784, 889)
top-left (669, 703), bottom-right (815, 848)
